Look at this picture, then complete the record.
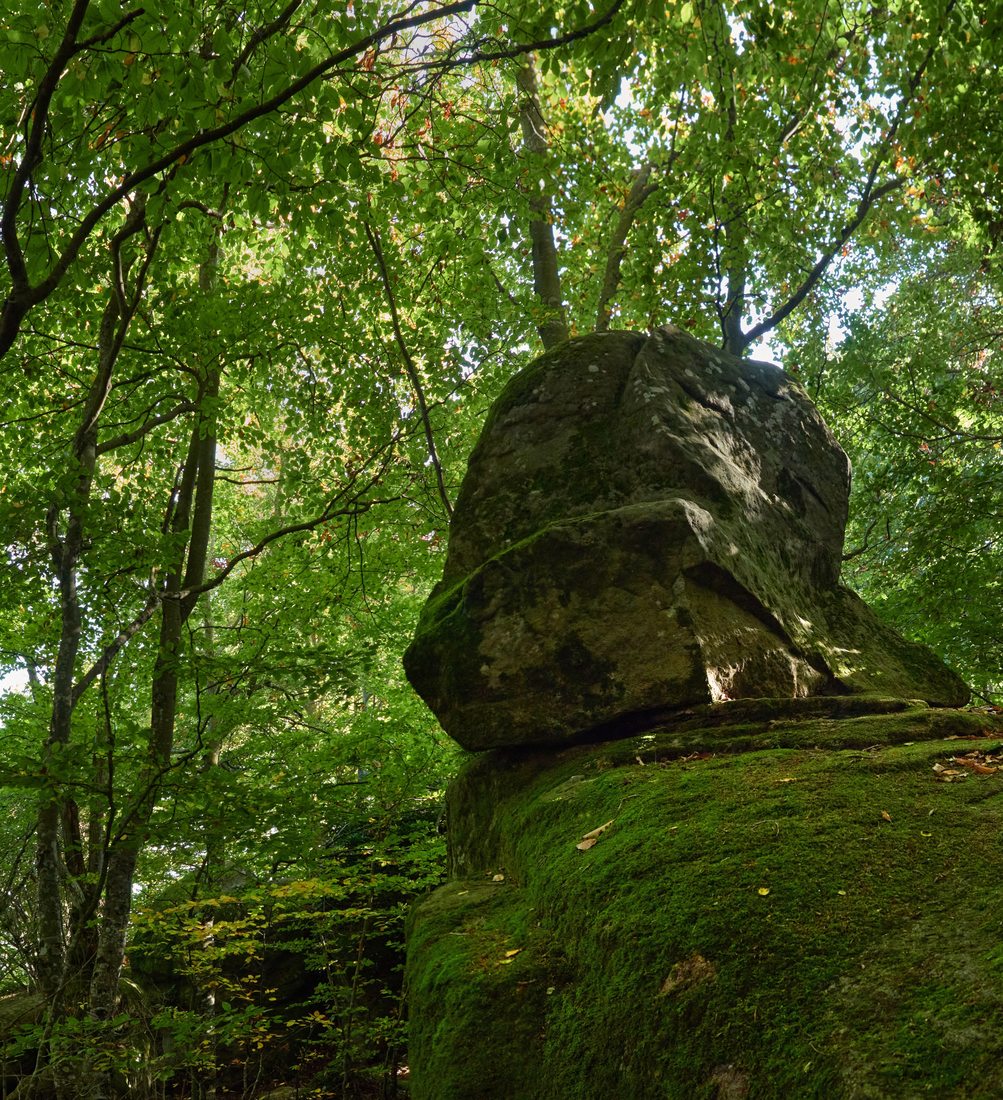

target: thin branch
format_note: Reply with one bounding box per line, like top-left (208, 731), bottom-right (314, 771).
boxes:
top-left (174, 491), bottom-right (403, 605)
top-left (841, 515), bottom-right (880, 562)
top-left (77, 7), bottom-right (144, 51)
top-left (741, 1), bottom-right (953, 351)
top-left (229, 0), bottom-right (304, 83)
top-left (428, 0), bottom-right (627, 67)
top-left (741, 175), bottom-right (905, 349)
top-left (96, 400), bottom-right (194, 454)
top-left (363, 220), bottom-right (454, 519)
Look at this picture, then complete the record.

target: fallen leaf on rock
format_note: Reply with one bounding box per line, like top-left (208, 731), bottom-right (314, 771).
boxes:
top-left (955, 754), bottom-right (998, 774)
top-left (576, 820), bottom-right (614, 850)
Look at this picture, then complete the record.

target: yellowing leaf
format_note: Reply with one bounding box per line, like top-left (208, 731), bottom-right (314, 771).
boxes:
top-left (757, 887), bottom-right (770, 896)
top-left (504, 948), bottom-right (522, 958)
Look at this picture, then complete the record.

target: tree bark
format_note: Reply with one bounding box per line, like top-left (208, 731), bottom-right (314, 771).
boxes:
top-left (516, 56), bottom-right (569, 349)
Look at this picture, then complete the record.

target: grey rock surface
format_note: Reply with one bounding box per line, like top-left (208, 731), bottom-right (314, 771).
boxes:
top-left (404, 327), bottom-right (968, 750)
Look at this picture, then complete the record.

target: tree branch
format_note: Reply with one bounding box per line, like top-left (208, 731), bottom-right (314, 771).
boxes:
top-left (596, 163), bottom-right (659, 332)
top-left (740, 1), bottom-right (954, 352)
top-left (96, 400), bottom-right (194, 455)
top-left (363, 220), bottom-right (454, 519)
top-left (741, 176), bottom-right (905, 349)
top-left (0, 0), bottom-right (478, 359)
top-left (71, 593), bottom-right (161, 706)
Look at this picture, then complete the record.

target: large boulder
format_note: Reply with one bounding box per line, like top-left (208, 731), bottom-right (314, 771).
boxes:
top-left (404, 328), bottom-right (967, 751)
top-left (407, 703), bottom-right (1003, 1099)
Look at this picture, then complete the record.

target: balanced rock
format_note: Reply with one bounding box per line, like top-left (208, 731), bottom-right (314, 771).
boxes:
top-left (404, 328), bottom-right (967, 750)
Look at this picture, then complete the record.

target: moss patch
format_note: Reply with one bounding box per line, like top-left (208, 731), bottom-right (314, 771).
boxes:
top-left (407, 706), bottom-right (1003, 1098)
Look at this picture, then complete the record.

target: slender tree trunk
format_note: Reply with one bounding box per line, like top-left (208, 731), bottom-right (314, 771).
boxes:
top-left (516, 56), bottom-right (569, 349)
top-left (35, 289), bottom-right (122, 1001)
top-left (89, 369), bottom-right (219, 1020)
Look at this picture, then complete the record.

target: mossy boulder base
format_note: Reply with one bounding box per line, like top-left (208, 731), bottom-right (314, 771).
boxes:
top-left (404, 329), bottom-right (966, 751)
top-left (407, 703), bottom-right (1003, 1100)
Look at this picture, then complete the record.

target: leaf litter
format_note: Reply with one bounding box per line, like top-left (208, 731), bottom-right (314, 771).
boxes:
top-left (933, 746), bottom-right (1003, 782)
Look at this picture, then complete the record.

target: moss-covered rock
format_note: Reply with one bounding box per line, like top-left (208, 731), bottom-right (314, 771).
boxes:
top-left (407, 703), bottom-right (1003, 1098)
top-left (404, 329), bottom-right (967, 751)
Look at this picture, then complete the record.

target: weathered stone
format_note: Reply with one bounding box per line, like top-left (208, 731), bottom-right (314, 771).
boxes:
top-left (404, 328), bottom-right (967, 750)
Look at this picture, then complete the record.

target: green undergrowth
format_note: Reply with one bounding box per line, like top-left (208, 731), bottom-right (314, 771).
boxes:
top-left (407, 705), bottom-right (1003, 1099)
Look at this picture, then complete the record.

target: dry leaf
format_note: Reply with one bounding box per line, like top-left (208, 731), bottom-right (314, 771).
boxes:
top-left (492, 873), bottom-right (505, 882)
top-left (504, 948), bottom-right (522, 958)
top-left (581, 820), bottom-right (614, 841)
top-left (881, 810), bottom-right (892, 822)
top-left (576, 836), bottom-right (598, 851)
top-left (932, 763), bottom-right (946, 774)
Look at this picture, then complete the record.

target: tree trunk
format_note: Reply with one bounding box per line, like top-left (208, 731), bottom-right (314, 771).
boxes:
top-left (516, 56), bottom-right (569, 349)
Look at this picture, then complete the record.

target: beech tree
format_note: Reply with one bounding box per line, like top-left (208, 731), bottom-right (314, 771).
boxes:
top-left (1, 0), bottom-right (1000, 1094)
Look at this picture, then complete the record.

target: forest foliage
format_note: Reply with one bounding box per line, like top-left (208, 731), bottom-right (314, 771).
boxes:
top-left (0, 0), bottom-right (1000, 1095)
